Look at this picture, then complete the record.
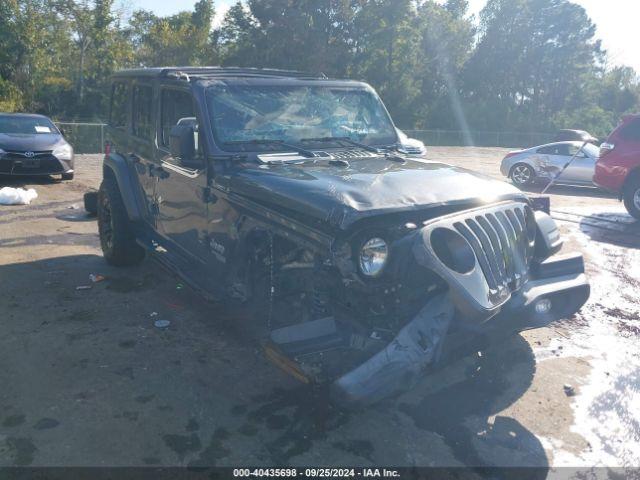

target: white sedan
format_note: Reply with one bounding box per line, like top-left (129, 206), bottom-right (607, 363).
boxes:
top-left (500, 141), bottom-right (600, 187)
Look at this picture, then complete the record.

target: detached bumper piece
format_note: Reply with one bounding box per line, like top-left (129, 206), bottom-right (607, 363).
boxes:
top-left (331, 294), bottom-right (453, 405)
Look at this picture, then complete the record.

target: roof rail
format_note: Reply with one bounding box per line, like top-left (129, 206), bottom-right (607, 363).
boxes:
top-left (113, 66), bottom-right (329, 80)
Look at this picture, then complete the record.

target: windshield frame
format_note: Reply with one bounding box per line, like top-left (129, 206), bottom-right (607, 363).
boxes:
top-left (202, 79), bottom-right (399, 154)
top-left (0, 115), bottom-right (60, 135)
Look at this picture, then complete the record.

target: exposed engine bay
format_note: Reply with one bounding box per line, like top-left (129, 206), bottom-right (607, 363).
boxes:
top-left (224, 200), bottom-right (589, 404)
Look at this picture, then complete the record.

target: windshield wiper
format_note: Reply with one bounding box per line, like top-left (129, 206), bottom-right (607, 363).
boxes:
top-left (223, 139), bottom-right (315, 158)
top-left (299, 136), bottom-right (381, 154)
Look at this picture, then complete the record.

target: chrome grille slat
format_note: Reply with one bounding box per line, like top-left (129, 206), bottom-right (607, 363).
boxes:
top-left (475, 215), bottom-right (508, 286)
top-left (457, 205), bottom-right (531, 295)
top-left (454, 221), bottom-right (499, 290)
top-left (464, 218), bottom-right (503, 290)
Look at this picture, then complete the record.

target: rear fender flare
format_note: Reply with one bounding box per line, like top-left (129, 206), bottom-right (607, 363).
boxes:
top-left (103, 153), bottom-right (142, 222)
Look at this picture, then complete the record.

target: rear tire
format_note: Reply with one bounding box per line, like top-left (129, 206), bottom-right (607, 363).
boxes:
top-left (623, 178), bottom-right (640, 220)
top-left (97, 173), bottom-right (145, 266)
top-left (510, 163), bottom-right (535, 186)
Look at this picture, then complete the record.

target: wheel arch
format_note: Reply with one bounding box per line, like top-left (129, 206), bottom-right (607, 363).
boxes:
top-left (103, 153), bottom-right (143, 222)
top-left (622, 166), bottom-right (640, 195)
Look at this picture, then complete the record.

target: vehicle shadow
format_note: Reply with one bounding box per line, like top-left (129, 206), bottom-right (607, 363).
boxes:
top-left (397, 334), bottom-right (548, 473)
top-left (578, 211), bottom-right (640, 250)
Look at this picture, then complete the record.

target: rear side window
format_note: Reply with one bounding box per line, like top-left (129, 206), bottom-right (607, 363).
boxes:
top-left (132, 84), bottom-right (153, 140)
top-left (619, 118), bottom-right (640, 141)
top-left (538, 145), bottom-right (561, 155)
top-left (161, 89), bottom-right (195, 148)
top-left (110, 82), bottom-right (129, 129)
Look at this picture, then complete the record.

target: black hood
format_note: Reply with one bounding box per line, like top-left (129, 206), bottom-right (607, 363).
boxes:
top-left (0, 133), bottom-right (66, 152)
top-left (227, 156), bottom-right (528, 230)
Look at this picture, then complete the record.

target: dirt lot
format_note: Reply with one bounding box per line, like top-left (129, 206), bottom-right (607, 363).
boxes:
top-left (1, 147), bottom-right (639, 470)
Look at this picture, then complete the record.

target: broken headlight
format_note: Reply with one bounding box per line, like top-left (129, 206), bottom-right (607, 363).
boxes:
top-left (359, 237), bottom-right (388, 277)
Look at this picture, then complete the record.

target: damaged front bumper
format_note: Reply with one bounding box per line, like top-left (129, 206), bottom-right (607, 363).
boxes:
top-left (331, 252), bottom-right (589, 405)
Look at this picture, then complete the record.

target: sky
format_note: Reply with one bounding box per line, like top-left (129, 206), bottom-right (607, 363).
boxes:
top-left (130, 0), bottom-right (638, 72)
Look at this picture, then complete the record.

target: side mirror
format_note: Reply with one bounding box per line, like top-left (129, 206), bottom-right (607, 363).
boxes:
top-left (169, 124), bottom-right (201, 169)
top-left (59, 128), bottom-right (66, 137)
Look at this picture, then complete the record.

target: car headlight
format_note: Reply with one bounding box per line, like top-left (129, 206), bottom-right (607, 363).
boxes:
top-left (359, 238), bottom-right (389, 277)
top-left (53, 144), bottom-right (73, 159)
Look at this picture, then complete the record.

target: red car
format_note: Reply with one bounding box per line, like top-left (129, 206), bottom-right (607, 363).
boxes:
top-left (594, 114), bottom-right (640, 219)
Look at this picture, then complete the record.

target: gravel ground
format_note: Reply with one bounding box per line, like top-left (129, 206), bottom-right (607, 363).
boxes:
top-left (0, 148), bottom-right (638, 471)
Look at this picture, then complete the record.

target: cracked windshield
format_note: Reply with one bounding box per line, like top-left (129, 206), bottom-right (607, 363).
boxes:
top-left (206, 84), bottom-right (397, 149)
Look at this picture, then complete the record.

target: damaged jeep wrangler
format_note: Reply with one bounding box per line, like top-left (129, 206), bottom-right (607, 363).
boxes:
top-left (98, 67), bottom-right (590, 404)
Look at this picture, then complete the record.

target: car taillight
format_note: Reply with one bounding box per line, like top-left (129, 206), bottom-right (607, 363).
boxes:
top-left (104, 142), bottom-right (111, 156)
top-left (503, 151), bottom-right (521, 160)
top-left (599, 142), bottom-right (614, 157)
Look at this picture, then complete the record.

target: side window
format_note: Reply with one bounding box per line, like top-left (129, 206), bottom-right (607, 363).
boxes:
top-left (567, 144), bottom-right (587, 157)
top-left (556, 144), bottom-right (571, 156)
top-left (110, 82), bottom-right (129, 129)
top-left (537, 145), bottom-right (557, 155)
top-left (160, 89), bottom-right (197, 149)
top-left (620, 119), bottom-right (640, 141)
top-left (132, 84), bottom-right (153, 140)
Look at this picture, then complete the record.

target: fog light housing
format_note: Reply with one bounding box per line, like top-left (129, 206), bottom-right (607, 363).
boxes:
top-left (535, 298), bottom-right (552, 314)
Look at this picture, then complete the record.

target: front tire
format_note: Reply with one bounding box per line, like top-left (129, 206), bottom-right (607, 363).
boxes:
top-left (510, 163), bottom-right (535, 186)
top-left (623, 178), bottom-right (640, 220)
top-left (97, 174), bottom-right (145, 266)
top-left (61, 173), bottom-right (74, 181)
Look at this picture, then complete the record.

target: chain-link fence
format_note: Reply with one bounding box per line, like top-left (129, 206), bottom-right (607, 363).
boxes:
top-left (404, 129), bottom-right (556, 149)
top-left (55, 122), bottom-right (106, 154)
top-left (52, 122), bottom-right (556, 154)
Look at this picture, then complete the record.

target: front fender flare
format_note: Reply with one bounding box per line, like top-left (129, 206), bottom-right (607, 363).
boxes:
top-left (103, 153), bottom-right (143, 222)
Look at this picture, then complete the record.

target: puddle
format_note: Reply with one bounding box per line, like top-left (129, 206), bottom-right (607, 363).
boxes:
top-left (536, 206), bottom-right (640, 466)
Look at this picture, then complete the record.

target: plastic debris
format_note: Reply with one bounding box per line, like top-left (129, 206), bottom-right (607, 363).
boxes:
top-left (154, 320), bottom-right (171, 329)
top-left (176, 283), bottom-right (184, 290)
top-left (89, 274), bottom-right (106, 283)
top-left (563, 384), bottom-right (576, 397)
top-left (149, 312), bottom-right (159, 318)
top-left (68, 204), bottom-right (80, 210)
top-left (76, 285), bottom-right (92, 291)
top-left (0, 187), bottom-right (38, 205)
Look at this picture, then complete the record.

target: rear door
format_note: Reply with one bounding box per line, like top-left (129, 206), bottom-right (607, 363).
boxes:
top-left (129, 82), bottom-right (158, 225)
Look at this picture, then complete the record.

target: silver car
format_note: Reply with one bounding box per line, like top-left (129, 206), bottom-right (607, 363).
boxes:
top-left (500, 141), bottom-right (600, 187)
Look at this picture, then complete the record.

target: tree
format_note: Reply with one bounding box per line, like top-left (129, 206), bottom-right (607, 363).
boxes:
top-left (350, 0), bottom-right (421, 125)
top-left (463, 0), bottom-right (605, 132)
top-left (216, 1), bottom-right (260, 66)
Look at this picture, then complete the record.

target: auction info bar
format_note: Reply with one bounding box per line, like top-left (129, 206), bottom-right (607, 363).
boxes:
top-left (0, 468), bottom-right (631, 479)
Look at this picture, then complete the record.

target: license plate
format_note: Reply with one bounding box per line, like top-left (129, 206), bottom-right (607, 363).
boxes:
top-left (20, 159), bottom-right (40, 168)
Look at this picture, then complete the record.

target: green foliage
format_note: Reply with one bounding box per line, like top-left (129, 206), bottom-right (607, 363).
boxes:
top-left (1, 0), bottom-right (638, 139)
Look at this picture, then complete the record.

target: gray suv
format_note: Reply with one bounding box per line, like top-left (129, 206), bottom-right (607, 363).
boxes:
top-left (97, 67), bottom-right (590, 404)
top-left (0, 113), bottom-right (74, 180)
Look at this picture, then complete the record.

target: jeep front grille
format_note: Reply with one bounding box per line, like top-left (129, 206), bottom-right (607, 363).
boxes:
top-left (452, 204), bottom-right (536, 297)
top-left (415, 201), bottom-right (538, 313)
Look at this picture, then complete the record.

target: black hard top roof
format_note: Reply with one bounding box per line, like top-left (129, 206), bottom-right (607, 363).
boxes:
top-left (111, 66), bottom-right (329, 81)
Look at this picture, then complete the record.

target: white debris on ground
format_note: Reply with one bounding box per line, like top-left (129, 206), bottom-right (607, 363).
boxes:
top-left (0, 187), bottom-right (38, 205)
